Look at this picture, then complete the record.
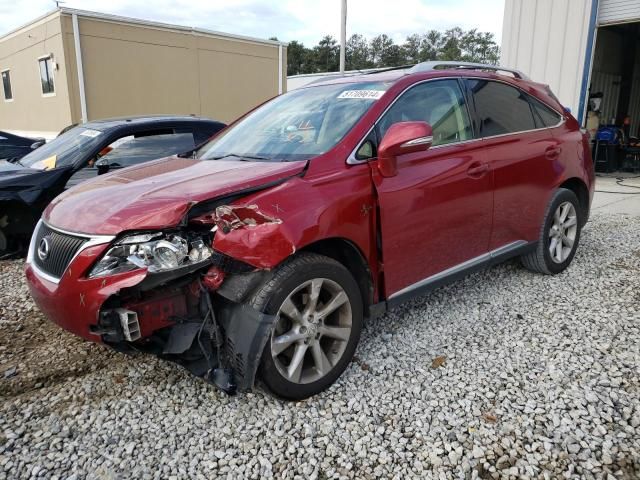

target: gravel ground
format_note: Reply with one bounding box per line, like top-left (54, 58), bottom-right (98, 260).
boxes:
top-left (0, 212), bottom-right (638, 480)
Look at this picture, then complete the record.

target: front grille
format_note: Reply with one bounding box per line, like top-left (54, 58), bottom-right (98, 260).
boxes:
top-left (33, 223), bottom-right (89, 279)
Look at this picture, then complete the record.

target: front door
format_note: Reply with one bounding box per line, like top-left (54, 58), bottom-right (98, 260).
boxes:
top-left (370, 79), bottom-right (494, 299)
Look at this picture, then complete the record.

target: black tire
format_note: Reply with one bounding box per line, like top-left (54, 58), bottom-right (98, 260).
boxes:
top-left (521, 188), bottom-right (583, 274)
top-left (251, 252), bottom-right (363, 400)
top-left (0, 211), bottom-right (9, 258)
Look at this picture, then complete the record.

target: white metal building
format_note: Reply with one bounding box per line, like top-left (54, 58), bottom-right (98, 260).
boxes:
top-left (501, 0), bottom-right (640, 134)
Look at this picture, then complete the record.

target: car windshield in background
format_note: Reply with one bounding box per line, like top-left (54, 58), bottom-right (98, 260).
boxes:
top-left (196, 82), bottom-right (390, 162)
top-left (20, 127), bottom-right (104, 170)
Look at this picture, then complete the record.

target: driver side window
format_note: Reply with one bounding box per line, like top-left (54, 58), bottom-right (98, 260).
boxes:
top-left (376, 80), bottom-right (472, 147)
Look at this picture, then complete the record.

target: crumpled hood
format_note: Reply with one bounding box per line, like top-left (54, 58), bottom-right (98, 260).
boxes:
top-left (45, 156), bottom-right (306, 235)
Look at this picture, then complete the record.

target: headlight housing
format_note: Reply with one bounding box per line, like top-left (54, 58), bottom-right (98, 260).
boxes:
top-left (89, 232), bottom-right (213, 278)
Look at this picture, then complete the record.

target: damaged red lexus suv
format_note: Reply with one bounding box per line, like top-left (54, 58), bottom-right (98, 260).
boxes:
top-left (25, 62), bottom-right (594, 399)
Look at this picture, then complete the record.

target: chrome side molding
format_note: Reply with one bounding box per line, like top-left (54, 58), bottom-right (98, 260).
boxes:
top-left (389, 240), bottom-right (529, 301)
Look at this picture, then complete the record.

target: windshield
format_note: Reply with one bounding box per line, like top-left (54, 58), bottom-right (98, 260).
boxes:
top-left (20, 126), bottom-right (104, 170)
top-left (196, 82), bottom-right (389, 162)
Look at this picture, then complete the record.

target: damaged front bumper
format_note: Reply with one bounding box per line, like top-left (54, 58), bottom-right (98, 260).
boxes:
top-left (25, 240), bottom-right (276, 394)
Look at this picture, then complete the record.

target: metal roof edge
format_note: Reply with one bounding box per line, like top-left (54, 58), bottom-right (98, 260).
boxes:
top-left (56, 7), bottom-right (288, 48)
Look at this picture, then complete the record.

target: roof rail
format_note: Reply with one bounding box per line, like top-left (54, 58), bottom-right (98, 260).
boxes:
top-left (408, 61), bottom-right (529, 80)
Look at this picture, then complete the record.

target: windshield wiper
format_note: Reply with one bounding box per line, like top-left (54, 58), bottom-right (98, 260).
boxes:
top-left (208, 153), bottom-right (272, 161)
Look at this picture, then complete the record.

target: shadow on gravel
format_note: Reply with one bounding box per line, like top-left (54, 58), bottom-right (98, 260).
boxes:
top-left (0, 260), bottom-right (127, 399)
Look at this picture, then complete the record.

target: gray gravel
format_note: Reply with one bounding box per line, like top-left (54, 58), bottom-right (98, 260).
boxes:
top-left (1, 212), bottom-right (639, 479)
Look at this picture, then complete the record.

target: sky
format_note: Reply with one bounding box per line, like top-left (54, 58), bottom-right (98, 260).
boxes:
top-left (0, 0), bottom-right (506, 46)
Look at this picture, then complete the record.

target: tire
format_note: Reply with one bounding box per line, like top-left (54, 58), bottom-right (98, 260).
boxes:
top-left (0, 212), bottom-right (9, 258)
top-left (251, 252), bottom-right (363, 400)
top-left (521, 188), bottom-right (583, 275)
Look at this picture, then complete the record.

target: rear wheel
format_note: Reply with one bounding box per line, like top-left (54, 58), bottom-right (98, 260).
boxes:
top-left (251, 253), bottom-right (363, 400)
top-left (521, 188), bottom-right (582, 274)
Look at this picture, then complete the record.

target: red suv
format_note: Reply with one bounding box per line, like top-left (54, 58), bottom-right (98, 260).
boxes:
top-left (25, 62), bottom-right (594, 399)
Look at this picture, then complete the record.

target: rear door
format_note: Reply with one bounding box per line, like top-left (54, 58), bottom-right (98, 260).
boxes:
top-left (370, 79), bottom-right (494, 299)
top-left (467, 79), bottom-right (560, 249)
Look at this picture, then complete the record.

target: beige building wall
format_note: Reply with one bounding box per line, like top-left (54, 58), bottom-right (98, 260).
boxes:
top-left (0, 12), bottom-right (73, 135)
top-left (0, 9), bottom-right (286, 135)
top-left (61, 12), bottom-right (286, 125)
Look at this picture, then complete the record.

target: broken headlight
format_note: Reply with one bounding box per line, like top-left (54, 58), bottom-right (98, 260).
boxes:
top-left (89, 232), bottom-right (213, 278)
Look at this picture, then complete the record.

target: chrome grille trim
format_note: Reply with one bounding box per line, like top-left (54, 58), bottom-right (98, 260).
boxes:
top-left (27, 220), bottom-right (115, 284)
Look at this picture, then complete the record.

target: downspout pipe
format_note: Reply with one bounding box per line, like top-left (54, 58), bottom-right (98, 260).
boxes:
top-left (72, 13), bottom-right (88, 123)
top-left (278, 44), bottom-right (283, 95)
top-left (577, 0), bottom-right (599, 125)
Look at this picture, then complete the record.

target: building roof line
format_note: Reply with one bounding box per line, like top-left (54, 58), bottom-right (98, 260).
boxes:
top-left (58, 7), bottom-right (288, 48)
top-left (0, 9), bottom-right (60, 42)
top-left (0, 7), bottom-right (288, 48)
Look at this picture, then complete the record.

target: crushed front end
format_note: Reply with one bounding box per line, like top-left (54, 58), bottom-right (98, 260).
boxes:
top-left (25, 207), bottom-right (286, 394)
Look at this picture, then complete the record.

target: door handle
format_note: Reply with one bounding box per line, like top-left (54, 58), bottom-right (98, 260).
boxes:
top-left (467, 162), bottom-right (489, 178)
top-left (545, 146), bottom-right (561, 160)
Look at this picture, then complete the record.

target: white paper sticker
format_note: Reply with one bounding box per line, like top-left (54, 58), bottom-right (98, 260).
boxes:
top-left (337, 90), bottom-right (385, 100)
top-left (80, 129), bottom-right (102, 138)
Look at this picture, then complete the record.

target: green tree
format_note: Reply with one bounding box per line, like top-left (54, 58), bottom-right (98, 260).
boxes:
top-left (369, 34), bottom-right (395, 67)
top-left (403, 34), bottom-right (423, 64)
top-left (285, 27), bottom-right (500, 75)
top-left (287, 40), bottom-right (307, 75)
top-left (346, 34), bottom-right (372, 70)
top-left (381, 44), bottom-right (406, 67)
top-left (311, 35), bottom-right (340, 72)
top-left (421, 30), bottom-right (443, 61)
top-left (438, 27), bottom-right (464, 61)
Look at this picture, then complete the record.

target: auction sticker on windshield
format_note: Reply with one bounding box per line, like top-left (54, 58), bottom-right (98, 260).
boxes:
top-left (80, 129), bottom-right (102, 138)
top-left (337, 90), bottom-right (386, 100)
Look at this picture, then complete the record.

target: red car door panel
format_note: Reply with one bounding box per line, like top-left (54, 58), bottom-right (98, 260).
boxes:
top-left (482, 130), bottom-right (558, 248)
top-left (371, 141), bottom-right (493, 296)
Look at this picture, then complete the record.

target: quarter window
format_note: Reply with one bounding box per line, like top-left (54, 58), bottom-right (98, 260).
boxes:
top-left (2, 70), bottom-right (12, 100)
top-left (529, 96), bottom-right (562, 128)
top-left (38, 56), bottom-right (55, 95)
top-left (376, 79), bottom-right (472, 147)
top-left (469, 80), bottom-right (536, 136)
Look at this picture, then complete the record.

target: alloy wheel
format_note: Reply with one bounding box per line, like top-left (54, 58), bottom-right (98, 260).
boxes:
top-left (548, 201), bottom-right (577, 264)
top-left (271, 278), bottom-right (352, 385)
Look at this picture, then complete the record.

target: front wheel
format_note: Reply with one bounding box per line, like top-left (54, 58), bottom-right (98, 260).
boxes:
top-left (521, 188), bottom-right (583, 274)
top-left (251, 253), bottom-right (363, 400)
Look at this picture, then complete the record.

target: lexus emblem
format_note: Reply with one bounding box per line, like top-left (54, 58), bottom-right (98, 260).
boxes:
top-left (37, 237), bottom-right (51, 261)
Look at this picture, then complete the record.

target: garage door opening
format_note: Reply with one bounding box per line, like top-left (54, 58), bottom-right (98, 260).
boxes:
top-left (587, 21), bottom-right (640, 173)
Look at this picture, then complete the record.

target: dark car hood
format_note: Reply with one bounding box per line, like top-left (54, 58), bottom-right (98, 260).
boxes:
top-left (0, 160), bottom-right (33, 175)
top-left (45, 156), bottom-right (307, 235)
top-left (0, 163), bottom-right (73, 205)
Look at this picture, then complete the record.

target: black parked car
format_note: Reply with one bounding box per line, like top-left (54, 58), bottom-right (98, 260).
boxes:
top-left (0, 116), bottom-right (225, 257)
top-left (0, 131), bottom-right (46, 161)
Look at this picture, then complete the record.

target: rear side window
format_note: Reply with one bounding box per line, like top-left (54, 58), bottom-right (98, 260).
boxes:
top-left (468, 80), bottom-right (536, 136)
top-left (99, 132), bottom-right (196, 167)
top-left (376, 79), bottom-right (472, 147)
top-left (529, 96), bottom-right (562, 128)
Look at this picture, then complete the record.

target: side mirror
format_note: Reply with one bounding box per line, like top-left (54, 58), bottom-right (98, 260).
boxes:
top-left (95, 158), bottom-right (110, 175)
top-left (377, 121), bottom-right (433, 177)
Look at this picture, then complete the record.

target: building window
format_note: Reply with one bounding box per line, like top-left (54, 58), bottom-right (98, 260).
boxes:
top-left (1, 70), bottom-right (12, 101)
top-left (38, 56), bottom-right (55, 95)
